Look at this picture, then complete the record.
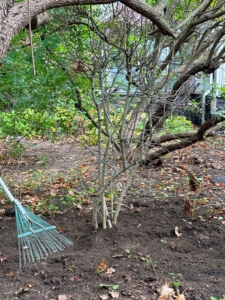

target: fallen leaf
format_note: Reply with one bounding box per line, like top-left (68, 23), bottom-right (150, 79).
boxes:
top-left (70, 276), bottom-right (82, 282)
top-left (58, 295), bottom-right (68, 300)
top-left (100, 295), bottom-right (109, 300)
top-left (158, 296), bottom-right (169, 300)
top-left (109, 291), bottom-right (119, 298)
top-left (6, 271), bottom-right (14, 277)
top-left (14, 286), bottom-right (29, 296)
top-left (198, 200), bottom-right (206, 205)
top-left (0, 256), bottom-right (8, 263)
top-left (83, 199), bottom-right (90, 205)
top-left (158, 283), bottom-right (175, 299)
top-left (97, 259), bottom-right (108, 273)
top-left (106, 267), bottom-right (115, 277)
top-left (58, 295), bottom-right (71, 300)
top-left (175, 294), bottom-right (186, 300)
top-left (174, 226), bottom-right (182, 237)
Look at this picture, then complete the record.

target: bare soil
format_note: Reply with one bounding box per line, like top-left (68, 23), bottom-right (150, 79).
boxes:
top-left (0, 137), bottom-right (225, 300)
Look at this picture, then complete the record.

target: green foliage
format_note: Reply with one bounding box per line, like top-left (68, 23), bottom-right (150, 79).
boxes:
top-left (0, 104), bottom-right (85, 138)
top-left (210, 297), bottom-right (225, 300)
top-left (162, 116), bottom-right (193, 134)
top-left (172, 280), bottom-right (181, 288)
top-left (38, 199), bottom-right (59, 214)
top-left (60, 193), bottom-right (78, 206)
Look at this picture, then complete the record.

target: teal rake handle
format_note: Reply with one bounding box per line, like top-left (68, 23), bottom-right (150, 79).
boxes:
top-left (0, 177), bottom-right (18, 205)
top-left (0, 177), bottom-right (56, 233)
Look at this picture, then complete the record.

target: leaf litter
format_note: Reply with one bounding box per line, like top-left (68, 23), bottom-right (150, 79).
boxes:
top-left (0, 138), bottom-right (225, 299)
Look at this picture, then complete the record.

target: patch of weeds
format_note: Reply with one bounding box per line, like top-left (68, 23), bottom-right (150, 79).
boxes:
top-left (210, 297), bottom-right (225, 300)
top-left (9, 141), bottom-right (26, 158)
top-left (129, 187), bottom-right (137, 193)
top-left (37, 154), bottom-right (50, 166)
top-left (161, 181), bottom-right (166, 188)
top-left (60, 193), bottom-right (77, 206)
top-left (145, 258), bottom-right (152, 266)
top-left (172, 280), bottom-right (181, 288)
top-left (182, 218), bottom-right (192, 225)
top-left (37, 199), bottom-right (59, 214)
top-left (47, 202), bottom-right (59, 213)
top-left (168, 272), bottom-right (182, 279)
top-left (125, 247), bottom-right (139, 260)
top-left (30, 170), bottom-right (45, 181)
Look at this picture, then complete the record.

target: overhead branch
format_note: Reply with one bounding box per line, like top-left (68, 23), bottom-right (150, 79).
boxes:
top-left (176, 0), bottom-right (213, 30)
top-left (0, 0), bottom-right (176, 62)
top-left (120, 0), bottom-right (176, 38)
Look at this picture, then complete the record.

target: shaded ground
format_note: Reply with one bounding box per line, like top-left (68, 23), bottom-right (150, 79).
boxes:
top-left (0, 137), bottom-right (225, 300)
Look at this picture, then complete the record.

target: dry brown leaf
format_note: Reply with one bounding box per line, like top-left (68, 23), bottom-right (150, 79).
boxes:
top-left (174, 226), bottom-right (182, 237)
top-left (158, 283), bottom-right (175, 299)
top-left (58, 295), bottom-right (68, 300)
top-left (109, 291), bottom-right (119, 298)
top-left (106, 267), bottom-right (115, 277)
top-left (70, 276), bottom-right (82, 282)
top-left (6, 271), bottom-right (14, 277)
top-left (129, 204), bottom-right (134, 210)
top-left (97, 259), bottom-right (108, 273)
top-left (158, 296), bottom-right (170, 300)
top-left (175, 294), bottom-right (186, 300)
top-left (100, 295), bottom-right (109, 300)
top-left (83, 199), bottom-right (90, 205)
top-left (76, 204), bottom-right (83, 210)
top-left (0, 256), bottom-right (8, 263)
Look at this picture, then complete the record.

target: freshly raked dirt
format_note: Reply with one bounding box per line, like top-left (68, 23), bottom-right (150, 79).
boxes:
top-left (0, 137), bottom-right (225, 300)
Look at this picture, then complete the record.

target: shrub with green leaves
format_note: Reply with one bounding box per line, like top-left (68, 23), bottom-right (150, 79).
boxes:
top-left (162, 115), bottom-right (193, 134)
top-left (0, 105), bottom-right (84, 139)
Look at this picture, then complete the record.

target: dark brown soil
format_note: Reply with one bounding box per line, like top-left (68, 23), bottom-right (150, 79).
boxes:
top-left (0, 137), bottom-right (225, 300)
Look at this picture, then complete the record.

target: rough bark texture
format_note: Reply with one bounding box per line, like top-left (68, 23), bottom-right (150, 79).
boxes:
top-left (0, 0), bottom-right (176, 62)
top-left (142, 116), bottom-right (225, 165)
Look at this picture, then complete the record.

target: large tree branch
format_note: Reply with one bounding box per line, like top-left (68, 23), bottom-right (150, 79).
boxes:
top-left (0, 0), bottom-right (176, 62)
top-left (142, 116), bottom-right (225, 165)
top-left (176, 0), bottom-right (213, 30)
top-left (120, 0), bottom-right (176, 38)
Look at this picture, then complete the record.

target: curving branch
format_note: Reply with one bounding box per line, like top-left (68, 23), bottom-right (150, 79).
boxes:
top-left (0, 0), bottom-right (176, 62)
top-left (142, 116), bottom-right (225, 165)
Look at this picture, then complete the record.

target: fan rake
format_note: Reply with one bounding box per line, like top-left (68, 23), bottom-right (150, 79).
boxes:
top-left (0, 177), bottom-right (73, 268)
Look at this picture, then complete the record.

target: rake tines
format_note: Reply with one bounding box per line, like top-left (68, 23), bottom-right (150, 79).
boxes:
top-left (15, 202), bottom-right (72, 267)
top-left (0, 177), bottom-right (73, 268)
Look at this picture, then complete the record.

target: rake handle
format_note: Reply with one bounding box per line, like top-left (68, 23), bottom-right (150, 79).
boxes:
top-left (0, 177), bottom-right (27, 215)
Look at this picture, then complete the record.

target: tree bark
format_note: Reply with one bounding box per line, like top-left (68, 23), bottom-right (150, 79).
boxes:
top-left (142, 116), bottom-right (225, 165)
top-left (0, 0), bottom-right (176, 63)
